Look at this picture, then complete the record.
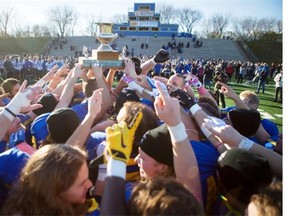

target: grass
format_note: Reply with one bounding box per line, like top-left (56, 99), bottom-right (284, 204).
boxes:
top-left (212, 78), bottom-right (282, 133)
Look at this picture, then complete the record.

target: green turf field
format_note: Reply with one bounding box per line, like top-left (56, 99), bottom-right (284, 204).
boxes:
top-left (216, 80), bottom-right (282, 133)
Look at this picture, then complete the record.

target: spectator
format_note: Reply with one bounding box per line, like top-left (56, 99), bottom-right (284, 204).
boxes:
top-left (225, 62), bottom-right (234, 82)
top-left (3, 56), bottom-right (15, 79)
top-left (237, 63), bottom-right (247, 83)
top-left (256, 63), bottom-right (269, 94)
top-left (273, 68), bottom-right (282, 102)
top-left (214, 71), bottom-right (229, 108)
top-left (203, 63), bottom-right (213, 90)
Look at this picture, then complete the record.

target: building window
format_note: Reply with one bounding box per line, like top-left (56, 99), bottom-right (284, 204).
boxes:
top-left (151, 27), bottom-right (159, 31)
top-left (120, 27), bottom-right (127, 31)
top-left (139, 16), bottom-right (150, 21)
top-left (139, 5), bottom-right (150, 10)
top-left (129, 16), bottom-right (136, 21)
top-left (170, 27), bottom-right (178, 31)
top-left (139, 27), bottom-right (149, 31)
top-left (161, 28), bottom-right (168, 31)
top-left (151, 17), bottom-right (160, 21)
top-left (129, 27), bottom-right (137, 31)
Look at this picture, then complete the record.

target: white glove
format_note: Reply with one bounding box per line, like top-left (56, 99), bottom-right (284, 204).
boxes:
top-left (6, 88), bottom-right (33, 114)
top-left (127, 81), bottom-right (144, 94)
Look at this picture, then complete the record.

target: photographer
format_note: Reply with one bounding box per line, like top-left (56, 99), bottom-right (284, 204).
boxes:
top-left (213, 71), bottom-right (229, 108)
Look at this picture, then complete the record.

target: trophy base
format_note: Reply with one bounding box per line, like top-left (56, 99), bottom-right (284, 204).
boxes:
top-left (79, 57), bottom-right (124, 69)
top-left (92, 50), bottom-right (120, 60)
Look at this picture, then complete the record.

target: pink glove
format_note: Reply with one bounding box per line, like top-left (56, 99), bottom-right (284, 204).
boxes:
top-left (185, 74), bottom-right (202, 88)
top-left (185, 74), bottom-right (207, 96)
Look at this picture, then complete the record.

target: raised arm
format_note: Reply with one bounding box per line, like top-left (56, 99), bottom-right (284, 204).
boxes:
top-left (100, 112), bottom-right (143, 216)
top-left (55, 64), bottom-right (83, 109)
top-left (154, 81), bottom-right (203, 207)
top-left (203, 122), bottom-right (282, 179)
top-left (65, 88), bottom-right (103, 148)
top-left (91, 64), bottom-right (113, 123)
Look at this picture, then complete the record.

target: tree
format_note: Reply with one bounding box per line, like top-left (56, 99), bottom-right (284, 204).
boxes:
top-left (111, 14), bottom-right (127, 24)
top-left (85, 15), bottom-right (104, 37)
top-left (276, 20), bottom-right (282, 33)
top-left (157, 3), bottom-right (176, 24)
top-left (69, 13), bottom-right (79, 36)
top-left (46, 5), bottom-right (75, 37)
top-left (175, 8), bottom-right (202, 33)
top-left (0, 7), bottom-right (14, 37)
top-left (210, 13), bottom-right (230, 39)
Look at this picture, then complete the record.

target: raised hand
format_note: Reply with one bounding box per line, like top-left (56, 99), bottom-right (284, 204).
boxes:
top-left (153, 49), bottom-right (169, 63)
top-left (170, 88), bottom-right (195, 109)
top-left (5, 80), bottom-right (43, 116)
top-left (105, 111), bottom-right (143, 163)
top-left (123, 58), bottom-right (137, 78)
top-left (154, 80), bottom-right (181, 127)
top-left (88, 88), bottom-right (103, 119)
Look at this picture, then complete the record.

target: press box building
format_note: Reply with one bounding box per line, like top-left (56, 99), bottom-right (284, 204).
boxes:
top-left (113, 3), bottom-right (179, 37)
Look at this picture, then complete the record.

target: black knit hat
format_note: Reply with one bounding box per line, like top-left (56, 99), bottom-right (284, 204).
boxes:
top-left (217, 148), bottom-right (273, 205)
top-left (46, 108), bottom-right (80, 143)
top-left (32, 92), bottom-right (58, 116)
top-left (114, 88), bottom-right (140, 114)
top-left (229, 108), bottom-right (261, 137)
top-left (140, 124), bottom-right (173, 166)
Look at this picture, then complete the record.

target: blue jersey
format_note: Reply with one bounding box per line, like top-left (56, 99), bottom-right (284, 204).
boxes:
top-left (0, 143), bottom-right (35, 208)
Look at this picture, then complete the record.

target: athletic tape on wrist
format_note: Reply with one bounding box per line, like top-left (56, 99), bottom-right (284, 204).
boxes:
top-left (238, 137), bottom-right (254, 150)
top-left (6, 88), bottom-right (32, 114)
top-left (107, 159), bottom-right (126, 179)
top-left (1, 108), bottom-right (15, 121)
top-left (200, 124), bottom-right (213, 138)
top-left (168, 122), bottom-right (188, 143)
top-left (189, 104), bottom-right (201, 115)
top-left (151, 58), bottom-right (157, 65)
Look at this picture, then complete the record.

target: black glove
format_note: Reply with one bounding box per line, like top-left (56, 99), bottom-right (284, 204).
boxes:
top-left (153, 49), bottom-right (169, 63)
top-left (170, 89), bottom-right (195, 109)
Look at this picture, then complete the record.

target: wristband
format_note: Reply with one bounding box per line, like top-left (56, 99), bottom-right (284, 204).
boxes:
top-left (167, 122), bottom-right (188, 143)
top-left (189, 104), bottom-right (201, 115)
top-left (1, 108), bottom-right (15, 121)
top-left (200, 124), bottom-right (212, 138)
top-left (197, 86), bottom-right (208, 96)
top-left (238, 137), bottom-right (254, 150)
top-left (151, 58), bottom-right (157, 65)
top-left (215, 142), bottom-right (223, 149)
top-left (97, 168), bottom-right (107, 181)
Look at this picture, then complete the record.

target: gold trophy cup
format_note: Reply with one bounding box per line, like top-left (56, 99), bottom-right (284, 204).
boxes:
top-left (79, 23), bottom-right (124, 68)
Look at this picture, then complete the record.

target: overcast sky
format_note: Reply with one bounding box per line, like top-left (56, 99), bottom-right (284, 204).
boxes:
top-left (0, 0), bottom-right (283, 34)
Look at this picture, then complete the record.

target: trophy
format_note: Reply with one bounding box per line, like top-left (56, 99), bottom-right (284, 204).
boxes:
top-left (79, 23), bottom-right (124, 68)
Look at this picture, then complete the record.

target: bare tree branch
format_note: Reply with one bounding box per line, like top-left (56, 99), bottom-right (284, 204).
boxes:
top-left (175, 8), bottom-right (202, 34)
top-left (46, 5), bottom-right (75, 37)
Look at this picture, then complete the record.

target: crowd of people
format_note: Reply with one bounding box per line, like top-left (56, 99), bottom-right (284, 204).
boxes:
top-left (0, 48), bottom-right (283, 215)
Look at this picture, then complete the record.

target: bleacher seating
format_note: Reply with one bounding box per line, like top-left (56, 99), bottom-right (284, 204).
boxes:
top-left (48, 36), bottom-right (248, 61)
